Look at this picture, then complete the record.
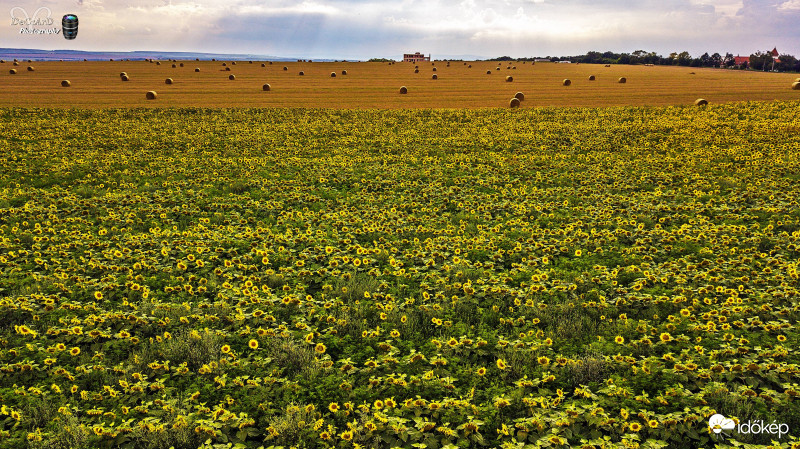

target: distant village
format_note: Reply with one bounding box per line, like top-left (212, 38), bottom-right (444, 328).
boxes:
top-left (403, 47), bottom-right (799, 72)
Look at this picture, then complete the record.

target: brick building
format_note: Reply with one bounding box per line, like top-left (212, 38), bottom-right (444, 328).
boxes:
top-left (403, 52), bottom-right (430, 63)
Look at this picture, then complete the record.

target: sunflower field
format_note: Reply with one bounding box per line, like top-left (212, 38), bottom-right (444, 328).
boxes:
top-left (1, 101), bottom-right (800, 449)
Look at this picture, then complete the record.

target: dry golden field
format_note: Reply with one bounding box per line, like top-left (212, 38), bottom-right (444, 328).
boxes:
top-left (1, 59), bottom-right (798, 108)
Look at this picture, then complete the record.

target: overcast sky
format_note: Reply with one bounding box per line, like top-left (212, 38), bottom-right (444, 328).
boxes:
top-left (4, 0), bottom-right (799, 59)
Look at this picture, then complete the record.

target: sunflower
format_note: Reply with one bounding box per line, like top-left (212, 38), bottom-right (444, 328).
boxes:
top-left (659, 332), bottom-right (672, 342)
top-left (94, 291), bottom-right (103, 300)
top-left (69, 347), bottom-right (80, 356)
top-left (496, 358), bottom-right (507, 370)
top-left (315, 343), bottom-right (326, 354)
top-left (328, 402), bottom-right (339, 413)
top-left (248, 339), bottom-right (258, 350)
top-left (221, 345), bottom-right (231, 354)
top-left (477, 367), bottom-right (487, 376)
top-left (629, 422), bottom-right (642, 432)
top-left (615, 336), bottom-right (625, 344)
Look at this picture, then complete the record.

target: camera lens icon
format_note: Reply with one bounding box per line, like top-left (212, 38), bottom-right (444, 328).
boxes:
top-left (62, 14), bottom-right (78, 40)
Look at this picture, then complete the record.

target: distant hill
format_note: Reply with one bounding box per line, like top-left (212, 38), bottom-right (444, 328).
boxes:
top-left (0, 48), bottom-right (343, 62)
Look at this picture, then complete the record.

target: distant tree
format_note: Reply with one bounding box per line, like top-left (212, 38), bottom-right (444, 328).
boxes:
top-left (367, 58), bottom-right (393, 62)
top-left (490, 56), bottom-right (513, 61)
top-left (711, 53), bottom-right (722, 67)
top-left (749, 51), bottom-right (772, 71)
top-left (723, 52), bottom-right (735, 67)
top-left (777, 54), bottom-right (798, 72)
top-left (677, 51), bottom-right (692, 66)
top-left (699, 52), bottom-right (711, 67)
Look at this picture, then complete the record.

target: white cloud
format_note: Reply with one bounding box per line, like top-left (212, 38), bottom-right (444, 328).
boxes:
top-left (0, 0), bottom-right (796, 59)
top-left (778, 0), bottom-right (800, 9)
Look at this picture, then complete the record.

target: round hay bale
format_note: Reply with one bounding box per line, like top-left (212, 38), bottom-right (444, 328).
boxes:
top-left (330, 72), bottom-right (336, 77)
top-left (486, 70), bottom-right (492, 74)
top-left (509, 97), bottom-right (520, 108)
top-left (299, 71), bottom-right (304, 76)
top-left (415, 65), bottom-right (419, 69)
top-left (121, 75), bottom-right (130, 81)
top-left (512, 66), bottom-right (516, 69)
top-left (399, 86), bottom-right (408, 94)
top-left (604, 64), bottom-right (611, 67)
top-left (195, 68), bottom-right (200, 72)
top-left (792, 82), bottom-right (800, 90)
top-left (171, 64), bottom-right (177, 68)
top-left (262, 83), bottom-right (271, 91)
top-left (468, 64), bottom-right (472, 68)
top-left (414, 69), bottom-right (419, 73)
top-left (269, 61), bottom-right (273, 65)
top-left (180, 63), bottom-right (184, 67)
top-left (588, 75), bottom-right (595, 81)
top-left (261, 63), bottom-right (266, 67)
top-left (61, 80), bottom-right (71, 87)
top-left (618, 77), bottom-right (627, 83)
top-left (9, 69), bottom-right (16, 74)
top-left (228, 74), bottom-right (236, 80)
top-left (156, 61), bottom-right (161, 65)
top-left (514, 92), bottom-right (524, 101)
top-left (232, 61), bottom-right (237, 65)
top-left (283, 66), bottom-right (288, 71)
top-left (145, 91), bottom-right (157, 100)
top-left (212, 58), bottom-right (216, 61)
top-left (249, 61), bottom-right (253, 64)
top-left (433, 67), bottom-right (437, 71)
top-left (341, 70), bottom-right (347, 75)
top-left (221, 62), bottom-right (226, 66)
top-left (496, 67), bottom-right (500, 71)
top-left (563, 79), bottom-right (571, 86)
top-left (13, 62), bottom-right (19, 66)
top-left (0, 60), bottom-right (4, 63)
top-left (27, 66), bottom-right (34, 71)
top-left (432, 74), bottom-right (438, 80)
top-left (506, 76), bottom-right (513, 82)
top-left (225, 67), bottom-right (231, 71)
top-left (694, 98), bottom-right (708, 106)
top-left (795, 77), bottom-right (800, 82)
top-left (120, 72), bottom-right (127, 77)
top-left (165, 78), bottom-right (173, 84)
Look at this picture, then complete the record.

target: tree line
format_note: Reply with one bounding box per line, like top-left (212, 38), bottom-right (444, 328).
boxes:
top-left (488, 50), bottom-right (800, 72)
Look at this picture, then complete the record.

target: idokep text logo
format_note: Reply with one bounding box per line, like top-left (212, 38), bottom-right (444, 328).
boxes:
top-left (709, 413), bottom-right (790, 440)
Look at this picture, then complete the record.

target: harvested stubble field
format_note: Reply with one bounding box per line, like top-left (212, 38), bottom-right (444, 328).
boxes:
top-left (1, 101), bottom-right (800, 448)
top-left (0, 60), bottom-right (798, 108)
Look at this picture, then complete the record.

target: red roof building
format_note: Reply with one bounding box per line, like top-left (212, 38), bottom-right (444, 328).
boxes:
top-left (771, 47), bottom-right (781, 63)
top-left (733, 55), bottom-right (749, 66)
